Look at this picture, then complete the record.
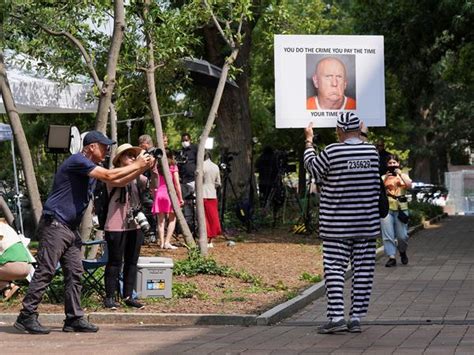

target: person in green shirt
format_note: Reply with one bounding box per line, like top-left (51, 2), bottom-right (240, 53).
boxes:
top-left (0, 219), bottom-right (34, 301)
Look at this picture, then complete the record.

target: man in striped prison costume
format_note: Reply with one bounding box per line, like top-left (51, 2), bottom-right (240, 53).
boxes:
top-left (304, 112), bottom-right (380, 334)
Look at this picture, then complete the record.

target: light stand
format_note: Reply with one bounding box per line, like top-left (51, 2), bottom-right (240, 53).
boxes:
top-left (46, 125), bottom-right (73, 172)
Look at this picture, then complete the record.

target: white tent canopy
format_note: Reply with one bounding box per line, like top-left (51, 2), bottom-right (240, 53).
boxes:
top-left (0, 67), bottom-right (98, 114)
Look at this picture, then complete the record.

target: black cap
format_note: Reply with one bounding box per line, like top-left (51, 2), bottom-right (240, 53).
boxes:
top-left (83, 130), bottom-right (116, 146)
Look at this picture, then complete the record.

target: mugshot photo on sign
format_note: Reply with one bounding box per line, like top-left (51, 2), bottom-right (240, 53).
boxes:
top-left (306, 54), bottom-right (356, 110)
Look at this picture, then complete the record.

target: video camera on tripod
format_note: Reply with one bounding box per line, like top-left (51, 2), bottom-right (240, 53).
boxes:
top-left (274, 150), bottom-right (297, 174)
top-left (219, 151), bottom-right (238, 173)
top-left (174, 150), bottom-right (188, 166)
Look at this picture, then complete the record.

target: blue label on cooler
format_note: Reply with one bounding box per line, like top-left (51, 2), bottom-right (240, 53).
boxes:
top-left (147, 280), bottom-right (154, 290)
top-left (147, 279), bottom-right (165, 290)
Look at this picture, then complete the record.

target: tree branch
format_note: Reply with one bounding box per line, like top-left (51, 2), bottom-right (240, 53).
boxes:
top-left (10, 14), bottom-right (101, 87)
top-left (202, 0), bottom-right (233, 49)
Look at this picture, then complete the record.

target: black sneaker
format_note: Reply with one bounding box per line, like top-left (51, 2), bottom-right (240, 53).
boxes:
top-left (124, 297), bottom-right (145, 309)
top-left (400, 251), bottom-right (409, 265)
top-left (347, 319), bottom-right (362, 333)
top-left (385, 258), bottom-right (397, 267)
top-left (63, 317), bottom-right (99, 333)
top-left (104, 297), bottom-right (120, 310)
top-left (317, 319), bottom-right (347, 334)
top-left (14, 312), bottom-right (51, 335)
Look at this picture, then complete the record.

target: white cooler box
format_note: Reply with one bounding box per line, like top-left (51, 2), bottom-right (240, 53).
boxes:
top-left (135, 257), bottom-right (173, 299)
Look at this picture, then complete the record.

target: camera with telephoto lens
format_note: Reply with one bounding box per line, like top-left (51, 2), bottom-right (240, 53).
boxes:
top-left (129, 207), bottom-right (155, 244)
top-left (145, 147), bottom-right (163, 159)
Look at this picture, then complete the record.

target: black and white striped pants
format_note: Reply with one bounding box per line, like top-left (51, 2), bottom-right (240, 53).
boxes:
top-left (322, 238), bottom-right (376, 319)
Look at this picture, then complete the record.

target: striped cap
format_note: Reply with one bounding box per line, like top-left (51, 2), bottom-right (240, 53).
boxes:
top-left (337, 112), bottom-right (360, 132)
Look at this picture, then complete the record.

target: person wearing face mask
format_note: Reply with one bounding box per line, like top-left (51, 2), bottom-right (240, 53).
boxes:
top-left (178, 133), bottom-right (198, 233)
top-left (381, 154), bottom-right (412, 267)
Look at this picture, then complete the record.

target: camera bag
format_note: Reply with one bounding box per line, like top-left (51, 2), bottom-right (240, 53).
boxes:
top-left (93, 181), bottom-right (117, 231)
top-left (397, 209), bottom-right (409, 224)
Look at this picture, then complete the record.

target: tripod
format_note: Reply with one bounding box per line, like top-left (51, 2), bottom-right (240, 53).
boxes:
top-left (295, 178), bottom-right (319, 235)
top-left (264, 169), bottom-right (303, 228)
top-left (219, 166), bottom-right (239, 229)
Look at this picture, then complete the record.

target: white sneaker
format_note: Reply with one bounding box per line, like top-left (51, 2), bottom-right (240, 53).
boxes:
top-left (207, 242), bottom-right (214, 248)
top-left (164, 243), bottom-right (178, 250)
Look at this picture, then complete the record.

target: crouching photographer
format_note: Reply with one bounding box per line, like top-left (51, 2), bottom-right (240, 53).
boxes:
top-left (102, 143), bottom-right (153, 310)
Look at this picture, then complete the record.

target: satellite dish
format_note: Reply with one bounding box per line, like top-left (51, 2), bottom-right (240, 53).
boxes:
top-left (69, 126), bottom-right (82, 154)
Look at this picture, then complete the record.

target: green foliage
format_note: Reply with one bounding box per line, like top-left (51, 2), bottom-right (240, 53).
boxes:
top-left (285, 290), bottom-right (299, 300)
top-left (408, 208), bottom-right (423, 227)
top-left (173, 248), bottom-right (262, 290)
top-left (299, 272), bottom-right (322, 283)
top-left (273, 280), bottom-right (288, 291)
top-left (232, 269), bottom-right (262, 285)
top-left (172, 281), bottom-right (199, 298)
top-left (173, 247), bottom-right (233, 277)
top-left (409, 201), bottom-right (444, 222)
top-left (350, 0), bottom-right (474, 182)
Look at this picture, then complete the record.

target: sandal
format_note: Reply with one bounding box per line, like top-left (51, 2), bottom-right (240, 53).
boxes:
top-left (2, 283), bottom-right (20, 301)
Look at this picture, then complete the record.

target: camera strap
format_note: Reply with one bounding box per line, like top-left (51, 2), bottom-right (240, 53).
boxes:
top-left (135, 177), bottom-right (143, 208)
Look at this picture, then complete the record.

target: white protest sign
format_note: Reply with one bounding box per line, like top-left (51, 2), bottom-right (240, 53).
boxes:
top-left (274, 35), bottom-right (385, 128)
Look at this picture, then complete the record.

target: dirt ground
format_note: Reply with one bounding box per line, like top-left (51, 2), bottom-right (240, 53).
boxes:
top-left (1, 227), bottom-right (324, 315)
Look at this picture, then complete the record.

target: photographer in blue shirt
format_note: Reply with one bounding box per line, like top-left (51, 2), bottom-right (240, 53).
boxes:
top-left (15, 131), bottom-right (154, 335)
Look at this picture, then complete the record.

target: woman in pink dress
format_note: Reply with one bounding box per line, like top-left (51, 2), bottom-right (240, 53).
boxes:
top-left (151, 150), bottom-right (183, 249)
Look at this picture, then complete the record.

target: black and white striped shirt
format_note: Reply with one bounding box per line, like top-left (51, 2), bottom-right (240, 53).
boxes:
top-left (304, 139), bottom-right (380, 239)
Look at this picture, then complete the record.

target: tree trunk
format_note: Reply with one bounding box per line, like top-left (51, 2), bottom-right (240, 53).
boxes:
top-left (410, 105), bottom-right (434, 184)
top-left (142, 0), bottom-right (195, 248)
top-left (195, 50), bottom-right (239, 255)
top-left (79, 1), bottom-right (124, 242)
top-left (109, 104), bottom-right (118, 162)
top-left (0, 195), bottom-right (16, 227)
top-left (203, 22), bottom-right (253, 200)
top-left (0, 54), bottom-right (42, 228)
top-left (95, 0), bottom-right (125, 133)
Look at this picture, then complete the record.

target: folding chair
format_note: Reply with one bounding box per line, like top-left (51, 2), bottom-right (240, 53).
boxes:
top-left (81, 240), bottom-right (108, 300)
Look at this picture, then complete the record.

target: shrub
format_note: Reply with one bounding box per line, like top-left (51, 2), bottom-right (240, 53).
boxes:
top-left (408, 208), bottom-right (423, 227)
top-left (173, 248), bottom-right (263, 289)
top-left (172, 282), bottom-right (199, 298)
top-left (173, 248), bottom-right (232, 277)
top-left (299, 272), bottom-right (322, 283)
top-left (409, 201), bottom-right (443, 223)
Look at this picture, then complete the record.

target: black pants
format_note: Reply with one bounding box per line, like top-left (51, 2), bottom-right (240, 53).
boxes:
top-left (181, 182), bottom-right (196, 234)
top-left (21, 217), bottom-right (84, 319)
top-left (104, 230), bottom-right (143, 299)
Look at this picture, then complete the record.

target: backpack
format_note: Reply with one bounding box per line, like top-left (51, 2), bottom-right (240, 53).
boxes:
top-left (93, 181), bottom-right (117, 231)
top-left (379, 178), bottom-right (389, 218)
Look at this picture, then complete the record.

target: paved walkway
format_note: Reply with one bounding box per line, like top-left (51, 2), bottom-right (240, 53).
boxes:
top-left (286, 215), bottom-right (474, 325)
top-left (1, 216), bottom-right (473, 354)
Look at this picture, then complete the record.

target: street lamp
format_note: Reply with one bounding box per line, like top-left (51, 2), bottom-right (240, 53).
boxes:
top-left (116, 110), bottom-right (193, 143)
